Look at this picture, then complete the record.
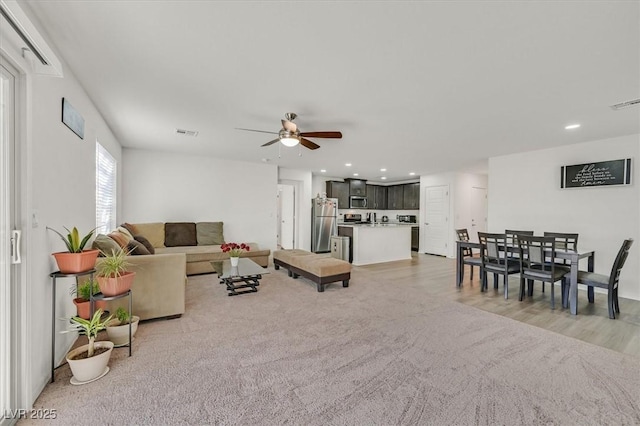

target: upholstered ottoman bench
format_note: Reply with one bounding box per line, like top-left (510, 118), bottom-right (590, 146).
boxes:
top-left (273, 249), bottom-right (351, 292)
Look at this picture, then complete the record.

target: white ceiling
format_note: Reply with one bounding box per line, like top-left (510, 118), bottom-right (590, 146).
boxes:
top-left (24, 1), bottom-right (640, 183)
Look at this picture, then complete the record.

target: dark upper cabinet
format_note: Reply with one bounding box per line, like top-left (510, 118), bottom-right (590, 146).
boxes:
top-left (366, 184), bottom-right (388, 210)
top-left (387, 185), bottom-right (404, 209)
top-left (347, 179), bottom-right (367, 196)
top-left (326, 181), bottom-right (349, 210)
top-left (403, 183), bottom-right (421, 210)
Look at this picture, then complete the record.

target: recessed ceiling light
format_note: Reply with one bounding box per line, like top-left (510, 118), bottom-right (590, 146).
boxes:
top-left (565, 124), bottom-right (581, 130)
top-left (409, 172), bottom-right (416, 176)
top-left (380, 168), bottom-right (387, 172)
top-left (381, 177), bottom-right (387, 180)
top-left (345, 163), bottom-right (352, 167)
top-left (320, 169), bottom-right (326, 173)
top-left (353, 173), bottom-right (359, 176)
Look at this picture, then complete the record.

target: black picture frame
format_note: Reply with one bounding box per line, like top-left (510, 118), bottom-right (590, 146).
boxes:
top-left (61, 98), bottom-right (84, 140)
top-left (561, 159), bottom-right (632, 188)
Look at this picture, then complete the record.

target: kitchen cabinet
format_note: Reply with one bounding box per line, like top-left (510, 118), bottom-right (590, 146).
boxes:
top-left (403, 183), bottom-right (421, 210)
top-left (346, 179), bottom-right (367, 196)
top-left (338, 226), bottom-right (353, 263)
top-left (366, 184), bottom-right (388, 210)
top-left (326, 181), bottom-right (349, 210)
top-left (387, 185), bottom-right (404, 209)
top-left (411, 226), bottom-right (419, 251)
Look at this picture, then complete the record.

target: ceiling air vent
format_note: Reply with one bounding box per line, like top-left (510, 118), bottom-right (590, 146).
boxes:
top-left (610, 98), bottom-right (640, 110)
top-left (176, 128), bottom-right (199, 137)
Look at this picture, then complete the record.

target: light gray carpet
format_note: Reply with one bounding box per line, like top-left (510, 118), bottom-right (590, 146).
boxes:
top-left (23, 263), bottom-right (640, 425)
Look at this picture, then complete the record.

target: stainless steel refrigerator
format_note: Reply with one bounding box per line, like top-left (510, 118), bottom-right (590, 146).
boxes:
top-left (311, 197), bottom-right (338, 253)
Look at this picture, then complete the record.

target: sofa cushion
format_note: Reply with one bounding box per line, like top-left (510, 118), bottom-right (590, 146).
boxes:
top-left (196, 222), bottom-right (225, 245)
top-left (92, 234), bottom-right (121, 256)
top-left (133, 234), bottom-right (155, 254)
top-left (127, 239), bottom-right (151, 256)
top-left (108, 231), bottom-right (129, 248)
top-left (131, 222), bottom-right (165, 248)
top-left (117, 226), bottom-right (135, 241)
top-left (165, 222), bottom-right (197, 247)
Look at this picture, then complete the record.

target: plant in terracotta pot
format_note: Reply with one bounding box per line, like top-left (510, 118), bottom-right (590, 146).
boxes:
top-left (106, 307), bottom-right (139, 347)
top-left (96, 247), bottom-right (136, 296)
top-left (62, 308), bottom-right (114, 384)
top-left (71, 279), bottom-right (107, 320)
top-left (47, 226), bottom-right (99, 273)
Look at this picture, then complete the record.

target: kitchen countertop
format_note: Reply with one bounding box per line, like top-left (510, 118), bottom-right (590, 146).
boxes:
top-left (338, 222), bottom-right (418, 227)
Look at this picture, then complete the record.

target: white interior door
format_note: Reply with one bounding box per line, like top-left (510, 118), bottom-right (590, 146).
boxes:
top-left (277, 184), bottom-right (295, 249)
top-left (470, 187), bottom-right (487, 241)
top-left (423, 185), bottom-right (450, 256)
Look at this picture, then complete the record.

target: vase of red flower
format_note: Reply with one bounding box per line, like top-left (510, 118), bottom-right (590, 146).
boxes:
top-left (221, 242), bottom-right (250, 266)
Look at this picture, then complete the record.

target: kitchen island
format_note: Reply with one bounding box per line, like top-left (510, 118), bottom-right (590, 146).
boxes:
top-left (338, 223), bottom-right (412, 266)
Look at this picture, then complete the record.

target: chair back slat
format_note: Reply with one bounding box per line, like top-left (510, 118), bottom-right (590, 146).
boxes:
top-left (518, 235), bottom-right (556, 278)
top-left (608, 239), bottom-right (634, 290)
top-left (544, 232), bottom-right (579, 265)
top-left (505, 230), bottom-right (534, 258)
top-left (456, 228), bottom-right (473, 257)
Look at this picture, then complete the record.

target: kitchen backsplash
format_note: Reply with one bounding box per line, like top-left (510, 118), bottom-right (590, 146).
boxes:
top-left (338, 209), bottom-right (420, 222)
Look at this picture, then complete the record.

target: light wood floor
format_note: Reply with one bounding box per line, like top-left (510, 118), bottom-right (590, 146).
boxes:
top-left (358, 252), bottom-right (640, 357)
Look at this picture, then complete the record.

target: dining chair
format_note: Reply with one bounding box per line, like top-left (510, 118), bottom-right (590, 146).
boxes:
top-left (505, 230), bottom-right (534, 259)
top-left (517, 235), bottom-right (567, 309)
top-left (455, 228), bottom-right (482, 283)
top-left (478, 232), bottom-right (520, 299)
top-left (543, 232), bottom-right (579, 270)
top-left (565, 239), bottom-right (633, 319)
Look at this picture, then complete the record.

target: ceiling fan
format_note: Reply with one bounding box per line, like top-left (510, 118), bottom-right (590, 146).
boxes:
top-left (236, 113), bottom-right (342, 150)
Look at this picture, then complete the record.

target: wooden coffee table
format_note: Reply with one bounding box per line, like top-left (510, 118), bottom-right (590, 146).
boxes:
top-left (211, 258), bottom-right (269, 296)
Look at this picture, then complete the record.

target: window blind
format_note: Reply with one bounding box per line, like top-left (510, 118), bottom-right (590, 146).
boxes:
top-left (96, 142), bottom-right (116, 234)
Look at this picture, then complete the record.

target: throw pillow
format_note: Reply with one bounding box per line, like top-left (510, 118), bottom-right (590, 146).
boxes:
top-left (107, 231), bottom-right (129, 248)
top-left (165, 222), bottom-right (197, 247)
top-left (127, 239), bottom-right (151, 256)
top-left (133, 234), bottom-right (155, 254)
top-left (91, 234), bottom-right (121, 256)
top-left (131, 222), bottom-right (165, 248)
top-left (121, 222), bottom-right (138, 236)
top-left (196, 222), bottom-right (225, 245)
top-left (117, 226), bottom-right (134, 241)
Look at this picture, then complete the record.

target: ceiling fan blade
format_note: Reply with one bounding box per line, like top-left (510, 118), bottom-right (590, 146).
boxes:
top-left (261, 138), bottom-right (280, 147)
top-left (299, 131), bottom-right (342, 139)
top-left (235, 128), bottom-right (278, 135)
top-left (281, 119), bottom-right (297, 133)
top-left (300, 138), bottom-right (320, 150)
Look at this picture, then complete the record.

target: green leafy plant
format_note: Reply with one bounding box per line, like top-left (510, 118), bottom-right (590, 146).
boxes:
top-left (62, 309), bottom-right (112, 357)
top-left (47, 226), bottom-right (96, 253)
top-left (115, 307), bottom-right (132, 324)
top-left (97, 247), bottom-right (132, 278)
top-left (70, 279), bottom-right (100, 301)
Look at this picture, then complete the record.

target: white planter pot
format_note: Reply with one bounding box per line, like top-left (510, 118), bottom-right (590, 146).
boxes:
top-left (106, 316), bottom-right (139, 346)
top-left (66, 341), bottom-right (114, 384)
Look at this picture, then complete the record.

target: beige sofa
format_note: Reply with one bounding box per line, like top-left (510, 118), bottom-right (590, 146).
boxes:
top-left (91, 252), bottom-right (187, 321)
top-left (129, 222), bottom-right (270, 276)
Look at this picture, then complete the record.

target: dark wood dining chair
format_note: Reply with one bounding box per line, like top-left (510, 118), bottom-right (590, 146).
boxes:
top-left (565, 239), bottom-right (633, 319)
top-left (478, 232), bottom-right (520, 299)
top-left (455, 228), bottom-right (482, 283)
top-left (517, 235), bottom-right (568, 309)
top-left (543, 232), bottom-right (579, 270)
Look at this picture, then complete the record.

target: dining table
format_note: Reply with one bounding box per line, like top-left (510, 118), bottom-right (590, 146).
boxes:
top-left (455, 240), bottom-right (595, 315)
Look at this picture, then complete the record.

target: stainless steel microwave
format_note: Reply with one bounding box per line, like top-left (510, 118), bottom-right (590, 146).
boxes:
top-left (349, 196), bottom-right (367, 209)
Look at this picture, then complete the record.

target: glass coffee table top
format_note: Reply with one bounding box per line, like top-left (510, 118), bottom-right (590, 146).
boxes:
top-left (211, 258), bottom-right (269, 296)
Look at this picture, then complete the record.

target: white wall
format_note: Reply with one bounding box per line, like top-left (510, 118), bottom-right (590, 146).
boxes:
top-left (278, 168), bottom-right (312, 251)
top-left (4, 26), bottom-right (123, 408)
top-left (489, 134), bottom-right (639, 300)
top-left (122, 149), bottom-right (278, 252)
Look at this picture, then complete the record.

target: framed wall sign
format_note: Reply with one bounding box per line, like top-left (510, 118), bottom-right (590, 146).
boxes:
top-left (61, 98), bottom-right (84, 139)
top-left (561, 158), bottom-right (632, 188)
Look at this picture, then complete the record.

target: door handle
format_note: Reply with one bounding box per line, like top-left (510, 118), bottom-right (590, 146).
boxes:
top-left (11, 230), bottom-right (21, 264)
top-left (425, 223), bottom-right (429, 225)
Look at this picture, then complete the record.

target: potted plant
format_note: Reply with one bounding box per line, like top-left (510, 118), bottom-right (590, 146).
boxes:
top-left (71, 279), bottom-right (107, 320)
top-left (96, 247), bottom-right (136, 296)
top-left (221, 242), bottom-right (251, 267)
top-left (106, 307), bottom-right (139, 346)
top-left (47, 226), bottom-right (99, 273)
top-left (62, 309), bottom-right (114, 384)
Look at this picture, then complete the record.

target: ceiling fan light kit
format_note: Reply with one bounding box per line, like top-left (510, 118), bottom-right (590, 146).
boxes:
top-left (238, 112), bottom-right (342, 151)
